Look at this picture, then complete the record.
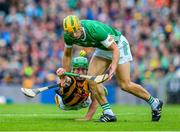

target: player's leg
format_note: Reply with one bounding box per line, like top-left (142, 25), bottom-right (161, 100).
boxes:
top-left (116, 35), bottom-right (163, 121)
top-left (88, 56), bottom-right (117, 122)
top-left (115, 62), bottom-right (151, 100)
top-left (115, 62), bottom-right (163, 121)
top-left (54, 94), bottom-right (70, 110)
top-left (55, 93), bottom-right (83, 110)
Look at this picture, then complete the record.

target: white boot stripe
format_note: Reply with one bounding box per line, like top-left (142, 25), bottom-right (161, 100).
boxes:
top-left (104, 117), bottom-right (108, 121)
top-left (102, 118), bottom-right (106, 122)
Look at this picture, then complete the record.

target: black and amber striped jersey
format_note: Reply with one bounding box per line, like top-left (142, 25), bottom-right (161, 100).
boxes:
top-left (56, 76), bottom-right (90, 106)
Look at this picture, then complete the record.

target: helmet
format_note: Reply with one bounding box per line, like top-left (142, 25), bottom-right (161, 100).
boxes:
top-left (72, 57), bottom-right (88, 69)
top-left (63, 15), bottom-right (81, 33)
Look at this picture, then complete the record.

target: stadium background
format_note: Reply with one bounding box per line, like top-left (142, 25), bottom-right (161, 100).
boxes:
top-left (0, 0), bottom-right (179, 105)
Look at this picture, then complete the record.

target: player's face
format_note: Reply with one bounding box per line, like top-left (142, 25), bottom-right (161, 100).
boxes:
top-left (73, 67), bottom-right (87, 81)
top-left (73, 67), bottom-right (87, 74)
top-left (68, 28), bottom-right (83, 39)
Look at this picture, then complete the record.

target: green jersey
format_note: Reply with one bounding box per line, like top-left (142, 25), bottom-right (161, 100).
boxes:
top-left (64, 20), bottom-right (122, 50)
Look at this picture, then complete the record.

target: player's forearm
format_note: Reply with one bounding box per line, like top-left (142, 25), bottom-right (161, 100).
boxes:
top-left (85, 97), bottom-right (99, 120)
top-left (111, 46), bottom-right (120, 67)
top-left (62, 48), bottom-right (72, 71)
top-left (59, 76), bottom-right (72, 87)
top-left (109, 43), bottom-right (120, 69)
top-left (62, 56), bottom-right (71, 71)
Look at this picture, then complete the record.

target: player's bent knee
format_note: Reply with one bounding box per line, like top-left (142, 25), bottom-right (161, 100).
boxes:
top-left (119, 81), bottom-right (132, 91)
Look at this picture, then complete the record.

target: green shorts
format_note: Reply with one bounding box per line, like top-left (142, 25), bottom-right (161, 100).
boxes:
top-left (94, 35), bottom-right (133, 64)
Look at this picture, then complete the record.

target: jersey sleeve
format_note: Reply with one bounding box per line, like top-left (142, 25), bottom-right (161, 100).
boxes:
top-left (64, 33), bottom-right (73, 48)
top-left (100, 35), bottom-right (115, 48)
top-left (92, 25), bottom-right (115, 48)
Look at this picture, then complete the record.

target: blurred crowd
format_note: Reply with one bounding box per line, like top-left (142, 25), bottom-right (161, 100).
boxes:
top-left (0, 0), bottom-right (179, 101)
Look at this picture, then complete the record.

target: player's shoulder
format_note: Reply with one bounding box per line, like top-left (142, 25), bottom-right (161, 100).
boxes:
top-left (81, 20), bottom-right (106, 35)
top-left (67, 76), bottom-right (76, 86)
top-left (81, 20), bottom-right (104, 28)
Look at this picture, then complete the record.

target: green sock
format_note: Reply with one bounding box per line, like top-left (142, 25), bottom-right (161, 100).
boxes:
top-left (101, 103), bottom-right (114, 116)
top-left (147, 96), bottom-right (155, 105)
top-left (147, 96), bottom-right (159, 110)
top-left (101, 103), bottom-right (110, 110)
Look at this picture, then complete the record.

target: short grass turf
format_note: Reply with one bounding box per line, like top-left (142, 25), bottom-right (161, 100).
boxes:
top-left (0, 104), bottom-right (179, 131)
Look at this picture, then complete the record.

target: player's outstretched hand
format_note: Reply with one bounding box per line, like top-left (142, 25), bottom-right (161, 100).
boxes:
top-left (75, 117), bottom-right (91, 121)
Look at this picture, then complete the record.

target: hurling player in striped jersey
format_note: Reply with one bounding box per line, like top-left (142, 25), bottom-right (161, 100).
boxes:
top-left (56, 55), bottom-right (109, 121)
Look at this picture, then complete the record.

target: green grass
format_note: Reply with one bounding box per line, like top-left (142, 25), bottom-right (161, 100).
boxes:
top-left (0, 104), bottom-right (179, 131)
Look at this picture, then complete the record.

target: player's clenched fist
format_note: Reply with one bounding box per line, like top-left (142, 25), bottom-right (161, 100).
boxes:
top-left (56, 68), bottom-right (66, 76)
top-left (56, 68), bottom-right (66, 87)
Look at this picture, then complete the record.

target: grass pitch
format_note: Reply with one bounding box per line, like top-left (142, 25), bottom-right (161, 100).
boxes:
top-left (0, 104), bottom-right (179, 131)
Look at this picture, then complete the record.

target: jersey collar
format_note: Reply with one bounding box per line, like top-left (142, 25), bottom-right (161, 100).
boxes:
top-left (81, 27), bottom-right (86, 41)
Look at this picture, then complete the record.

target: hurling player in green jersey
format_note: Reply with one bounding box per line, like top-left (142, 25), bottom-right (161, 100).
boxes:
top-left (61, 15), bottom-right (163, 122)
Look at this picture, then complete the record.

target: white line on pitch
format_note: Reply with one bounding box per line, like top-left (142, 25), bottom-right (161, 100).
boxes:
top-left (0, 113), bottom-right (147, 117)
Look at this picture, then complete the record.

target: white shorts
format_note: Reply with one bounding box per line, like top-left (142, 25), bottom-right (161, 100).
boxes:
top-left (94, 35), bottom-right (133, 64)
top-left (55, 94), bottom-right (91, 110)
